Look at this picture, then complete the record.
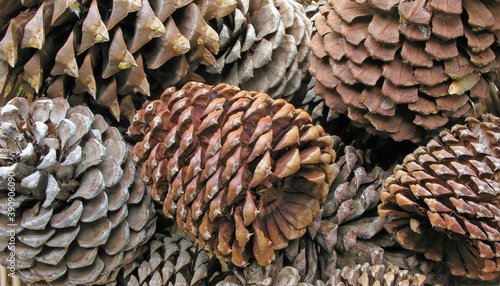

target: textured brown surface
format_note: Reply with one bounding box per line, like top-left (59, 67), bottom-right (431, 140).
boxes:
top-left (379, 114), bottom-right (500, 280)
top-left (326, 263), bottom-right (426, 286)
top-left (0, 97), bottom-right (156, 285)
top-left (129, 81), bottom-right (335, 267)
top-left (309, 0), bottom-right (500, 142)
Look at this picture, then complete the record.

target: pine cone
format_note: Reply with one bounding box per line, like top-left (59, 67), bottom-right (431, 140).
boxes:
top-left (118, 231), bottom-right (225, 286)
top-left (310, 0), bottom-right (500, 142)
top-left (326, 263), bottom-right (426, 286)
top-left (198, 0), bottom-right (312, 101)
top-left (0, 0), bottom-right (237, 122)
top-left (379, 114), bottom-right (500, 280)
top-left (0, 97), bottom-right (156, 285)
top-left (216, 261), bottom-right (313, 286)
top-left (129, 81), bottom-right (335, 267)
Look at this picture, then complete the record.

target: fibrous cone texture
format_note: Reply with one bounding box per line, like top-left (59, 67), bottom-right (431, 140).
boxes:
top-left (129, 81), bottom-right (335, 267)
top-left (379, 114), bottom-right (500, 280)
top-left (0, 0), bottom-right (311, 122)
top-left (199, 0), bottom-right (312, 101)
top-left (0, 97), bottom-right (156, 285)
top-left (309, 0), bottom-right (500, 142)
top-left (118, 232), bottom-right (225, 286)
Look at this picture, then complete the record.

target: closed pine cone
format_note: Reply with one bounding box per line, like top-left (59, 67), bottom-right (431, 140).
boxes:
top-left (118, 232), bottom-right (226, 286)
top-left (379, 114), bottom-right (500, 280)
top-left (326, 263), bottom-right (426, 286)
top-left (0, 97), bottom-right (156, 285)
top-left (129, 81), bottom-right (335, 267)
top-left (309, 0), bottom-right (500, 143)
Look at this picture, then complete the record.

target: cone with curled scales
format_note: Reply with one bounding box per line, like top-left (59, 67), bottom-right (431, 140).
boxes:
top-left (379, 114), bottom-right (500, 280)
top-left (129, 81), bottom-right (335, 267)
top-left (0, 97), bottom-right (156, 285)
top-left (309, 0), bottom-right (500, 143)
top-left (0, 0), bottom-right (311, 122)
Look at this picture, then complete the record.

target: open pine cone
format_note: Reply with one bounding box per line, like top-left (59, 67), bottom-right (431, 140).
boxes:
top-left (379, 114), bottom-right (500, 280)
top-left (118, 232), bottom-right (225, 286)
top-left (129, 81), bottom-right (335, 267)
top-left (198, 0), bottom-right (312, 101)
top-left (0, 97), bottom-right (156, 285)
top-left (310, 0), bottom-right (500, 142)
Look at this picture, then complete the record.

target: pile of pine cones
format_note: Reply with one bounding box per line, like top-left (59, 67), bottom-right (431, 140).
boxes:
top-left (1, 0), bottom-right (500, 285)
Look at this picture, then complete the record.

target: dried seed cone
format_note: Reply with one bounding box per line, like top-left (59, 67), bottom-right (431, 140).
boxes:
top-left (198, 0), bottom-right (312, 101)
top-left (326, 263), bottom-right (426, 286)
top-left (310, 0), bottom-right (500, 142)
top-left (216, 262), bottom-right (312, 286)
top-left (0, 0), bottom-right (238, 122)
top-left (118, 232), bottom-right (225, 286)
top-left (0, 97), bottom-right (156, 285)
top-left (129, 81), bottom-right (335, 267)
top-left (379, 114), bottom-right (500, 280)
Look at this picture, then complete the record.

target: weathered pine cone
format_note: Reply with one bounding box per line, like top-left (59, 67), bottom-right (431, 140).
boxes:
top-left (118, 232), bottom-right (225, 286)
top-left (198, 0), bottom-right (312, 101)
top-left (285, 141), bottom-right (388, 282)
top-left (379, 114), bottom-right (500, 280)
top-left (216, 262), bottom-right (312, 286)
top-left (310, 0), bottom-right (500, 142)
top-left (129, 81), bottom-right (335, 267)
top-left (0, 0), bottom-right (237, 121)
top-left (326, 263), bottom-right (426, 286)
top-left (0, 97), bottom-right (156, 285)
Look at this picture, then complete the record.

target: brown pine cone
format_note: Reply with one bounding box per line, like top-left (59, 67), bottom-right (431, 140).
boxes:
top-left (129, 81), bottom-right (335, 267)
top-left (198, 0), bottom-right (312, 102)
top-left (0, 0), bottom-right (237, 121)
top-left (379, 114), bottom-right (500, 280)
top-left (326, 263), bottom-right (426, 286)
top-left (118, 231), bottom-right (226, 286)
top-left (0, 97), bottom-right (156, 285)
top-left (309, 0), bottom-right (500, 142)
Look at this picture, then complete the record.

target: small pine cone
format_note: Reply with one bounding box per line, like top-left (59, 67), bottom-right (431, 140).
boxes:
top-left (309, 0), bottom-right (500, 142)
top-left (326, 263), bottom-right (426, 286)
top-left (0, 97), bottom-right (156, 285)
top-left (216, 262), bottom-right (313, 286)
top-left (199, 0), bottom-right (312, 101)
top-left (0, 0), bottom-right (237, 122)
top-left (379, 114), bottom-right (500, 280)
top-left (130, 81), bottom-right (336, 267)
top-left (118, 232), bottom-right (225, 286)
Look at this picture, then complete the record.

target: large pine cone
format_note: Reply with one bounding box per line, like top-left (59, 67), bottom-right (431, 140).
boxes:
top-left (198, 0), bottom-right (312, 101)
top-left (118, 232), bottom-right (226, 286)
top-left (0, 0), bottom-right (237, 121)
top-left (310, 0), bottom-right (500, 142)
top-left (379, 114), bottom-right (500, 280)
top-left (130, 81), bottom-right (335, 267)
top-left (0, 97), bottom-right (156, 285)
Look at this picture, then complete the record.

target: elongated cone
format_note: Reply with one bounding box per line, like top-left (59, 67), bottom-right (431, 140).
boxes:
top-left (326, 263), bottom-right (426, 286)
top-left (118, 231), bottom-right (226, 285)
top-left (379, 114), bottom-right (500, 280)
top-left (0, 97), bottom-right (156, 285)
top-left (129, 82), bottom-right (335, 267)
top-left (310, 0), bottom-right (500, 142)
top-left (198, 0), bottom-right (312, 102)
